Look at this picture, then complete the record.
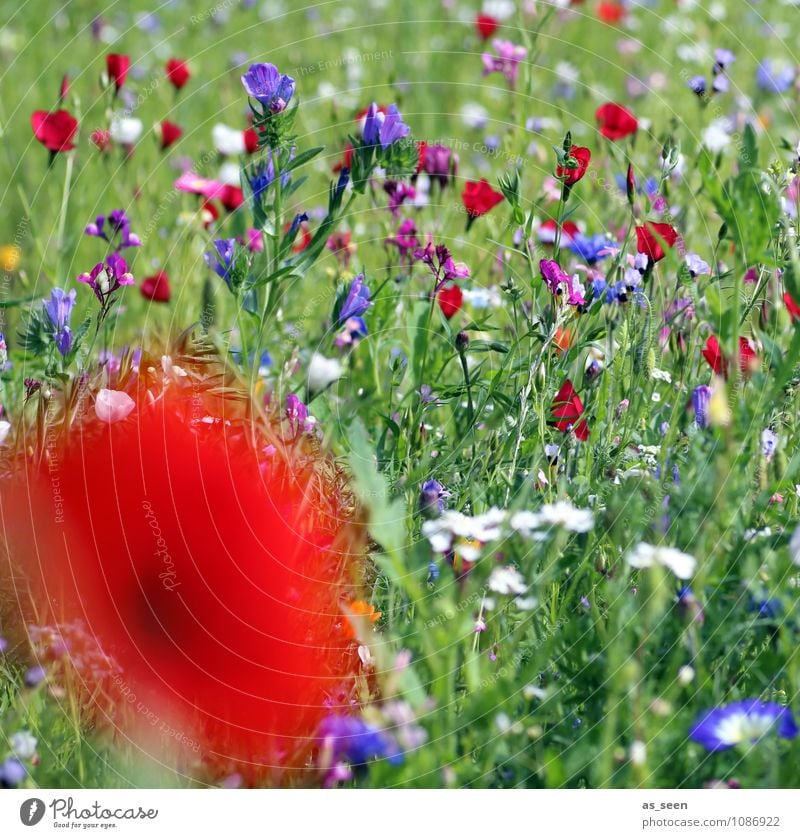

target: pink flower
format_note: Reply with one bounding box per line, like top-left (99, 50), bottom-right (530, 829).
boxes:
top-left (95, 389), bottom-right (135, 424)
top-left (481, 39), bottom-right (527, 87)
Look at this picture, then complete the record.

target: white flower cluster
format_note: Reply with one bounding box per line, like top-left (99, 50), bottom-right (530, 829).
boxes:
top-left (626, 542), bottom-right (697, 579)
top-left (422, 501), bottom-right (594, 557)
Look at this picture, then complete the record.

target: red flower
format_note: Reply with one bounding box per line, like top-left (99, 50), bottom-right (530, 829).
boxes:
top-left (415, 139), bottom-right (427, 173)
top-left (140, 271), bottom-right (171, 303)
top-left (539, 219), bottom-right (580, 244)
top-left (333, 142), bottom-right (354, 173)
top-left (283, 220), bottom-right (312, 252)
top-left (106, 54), bottom-right (130, 91)
top-left (551, 380), bottom-right (589, 440)
top-left (597, 1), bottom-right (625, 23)
top-left (31, 109), bottom-right (78, 152)
top-left (557, 144), bottom-right (591, 186)
top-left (595, 102), bottom-right (638, 140)
top-left (3, 387), bottom-right (363, 775)
top-left (165, 58), bottom-right (191, 90)
top-left (784, 291), bottom-right (800, 322)
top-left (59, 74), bottom-right (70, 103)
top-left (702, 335), bottom-right (759, 377)
top-left (243, 127), bottom-right (259, 154)
top-left (219, 185), bottom-right (244, 212)
top-left (158, 120), bottom-right (182, 150)
top-left (635, 222), bottom-right (679, 263)
top-left (201, 200), bottom-right (219, 228)
top-left (476, 13), bottom-right (500, 39)
top-left (90, 129), bottom-right (111, 152)
top-left (437, 283), bottom-right (464, 319)
top-left (461, 179), bottom-right (504, 219)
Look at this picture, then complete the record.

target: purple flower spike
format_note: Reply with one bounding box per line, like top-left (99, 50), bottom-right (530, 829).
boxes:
top-left (204, 239), bottom-right (237, 286)
top-left (241, 63), bottom-right (295, 113)
top-left (690, 699), bottom-right (798, 752)
top-left (379, 104), bottom-right (410, 148)
top-left (44, 287), bottom-right (77, 357)
top-left (691, 385), bottom-right (712, 429)
top-left (338, 274), bottom-right (371, 323)
top-left (362, 102), bottom-right (410, 149)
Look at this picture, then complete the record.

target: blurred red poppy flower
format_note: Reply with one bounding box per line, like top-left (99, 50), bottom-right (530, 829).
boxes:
top-left (2, 385), bottom-right (364, 776)
top-left (158, 120), bottom-right (182, 151)
top-left (476, 14), bottom-right (500, 40)
top-left (220, 184), bottom-right (244, 212)
top-left (784, 291), bottom-right (800, 322)
top-left (551, 380), bottom-right (589, 440)
top-left (557, 144), bottom-right (591, 186)
top-left (598, 1), bottom-right (625, 23)
top-left (635, 222), bottom-right (679, 262)
top-left (140, 271), bottom-right (171, 302)
top-left (106, 54), bottom-right (130, 91)
top-left (461, 179), bottom-right (504, 219)
top-left (702, 335), bottom-right (759, 377)
top-left (437, 283), bottom-right (464, 319)
top-left (166, 58), bottom-right (191, 90)
top-left (31, 110), bottom-right (78, 152)
top-left (595, 102), bottom-right (637, 140)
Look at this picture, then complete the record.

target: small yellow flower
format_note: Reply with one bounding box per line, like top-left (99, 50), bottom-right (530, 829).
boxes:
top-left (0, 245), bottom-right (21, 272)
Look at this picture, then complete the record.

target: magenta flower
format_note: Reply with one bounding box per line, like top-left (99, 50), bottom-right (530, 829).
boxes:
top-left (481, 40), bottom-right (527, 87)
top-left (77, 253), bottom-right (134, 309)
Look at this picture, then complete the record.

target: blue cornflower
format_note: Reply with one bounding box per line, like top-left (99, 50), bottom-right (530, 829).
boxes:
top-left (687, 75), bottom-right (707, 96)
top-left (748, 597), bottom-right (782, 620)
top-left (362, 102), bottom-right (410, 149)
top-left (0, 757), bottom-right (26, 788)
top-left (338, 274), bottom-right (371, 323)
top-left (713, 48), bottom-right (736, 72)
top-left (204, 239), bottom-right (236, 286)
top-left (567, 233), bottom-right (614, 265)
top-left (43, 287), bottom-right (77, 357)
top-left (756, 60), bottom-right (796, 94)
top-left (691, 385), bottom-right (711, 429)
top-left (690, 700), bottom-right (798, 752)
top-left (319, 714), bottom-right (402, 766)
top-left (241, 63), bottom-right (295, 113)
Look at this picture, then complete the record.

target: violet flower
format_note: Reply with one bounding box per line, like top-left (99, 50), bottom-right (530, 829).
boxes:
top-left (43, 287), bottom-right (77, 356)
top-left (241, 63), bottom-right (295, 113)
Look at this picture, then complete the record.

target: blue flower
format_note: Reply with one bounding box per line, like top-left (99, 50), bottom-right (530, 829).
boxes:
top-left (687, 75), bottom-right (707, 96)
top-left (0, 757), bottom-right (26, 788)
top-left (319, 714), bottom-right (402, 766)
top-left (241, 63), bottom-right (295, 113)
top-left (567, 233), bottom-right (614, 265)
top-left (248, 157), bottom-right (276, 202)
top-left (756, 60), bottom-right (795, 94)
top-left (204, 239), bottom-right (236, 285)
top-left (338, 274), bottom-right (371, 323)
top-left (44, 287), bottom-right (77, 357)
top-left (690, 700), bottom-right (799, 752)
top-left (419, 479), bottom-right (450, 517)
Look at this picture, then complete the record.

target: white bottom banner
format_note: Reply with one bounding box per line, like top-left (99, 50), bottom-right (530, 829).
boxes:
top-left (1, 789), bottom-right (799, 837)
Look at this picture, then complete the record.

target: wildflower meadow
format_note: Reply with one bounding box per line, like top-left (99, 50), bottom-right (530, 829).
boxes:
top-left (2, 0), bottom-right (800, 806)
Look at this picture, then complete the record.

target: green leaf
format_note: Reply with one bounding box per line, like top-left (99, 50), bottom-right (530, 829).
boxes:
top-left (347, 419), bottom-right (407, 555)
